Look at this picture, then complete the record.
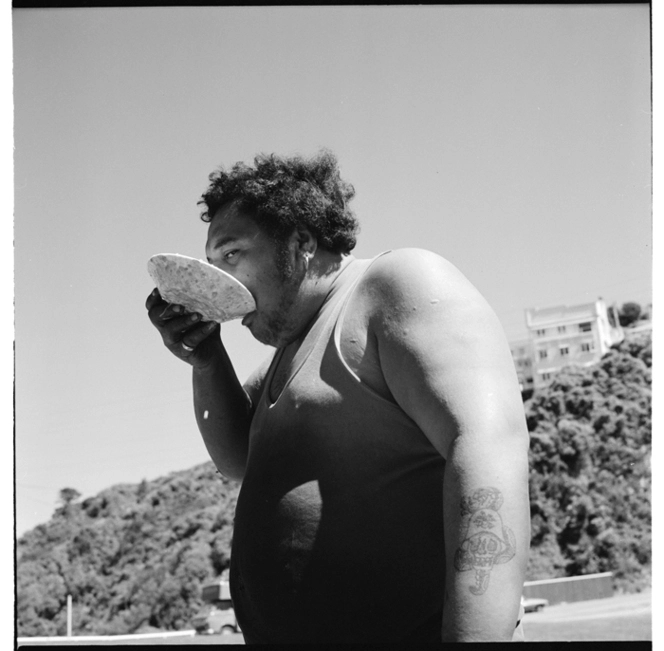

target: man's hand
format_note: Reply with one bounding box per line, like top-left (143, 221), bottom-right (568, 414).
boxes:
top-left (146, 287), bottom-right (252, 480)
top-left (145, 288), bottom-right (221, 369)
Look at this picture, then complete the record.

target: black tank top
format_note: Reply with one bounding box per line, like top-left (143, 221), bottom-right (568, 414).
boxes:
top-left (230, 255), bottom-right (446, 643)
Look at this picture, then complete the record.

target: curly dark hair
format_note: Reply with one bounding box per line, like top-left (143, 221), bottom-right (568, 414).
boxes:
top-left (198, 149), bottom-right (359, 254)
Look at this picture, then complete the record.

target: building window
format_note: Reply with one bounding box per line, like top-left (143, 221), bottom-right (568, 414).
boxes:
top-left (539, 350), bottom-right (548, 360)
top-left (542, 372), bottom-right (551, 381)
top-left (558, 325), bottom-right (567, 334)
top-left (608, 307), bottom-right (618, 327)
top-left (536, 329), bottom-right (546, 336)
top-left (579, 322), bottom-right (592, 333)
top-left (581, 342), bottom-right (594, 352)
top-left (560, 347), bottom-right (569, 356)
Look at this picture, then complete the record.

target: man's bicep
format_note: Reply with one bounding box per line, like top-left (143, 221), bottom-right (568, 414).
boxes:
top-left (373, 257), bottom-right (526, 457)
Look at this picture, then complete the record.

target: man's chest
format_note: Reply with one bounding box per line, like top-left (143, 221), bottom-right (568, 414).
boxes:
top-left (268, 289), bottom-right (393, 404)
top-left (269, 344), bottom-right (300, 402)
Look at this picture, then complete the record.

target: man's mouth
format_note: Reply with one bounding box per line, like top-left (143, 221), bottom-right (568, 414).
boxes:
top-left (241, 311), bottom-right (255, 327)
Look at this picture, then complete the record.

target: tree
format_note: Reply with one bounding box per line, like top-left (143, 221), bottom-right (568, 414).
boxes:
top-left (59, 487), bottom-right (81, 507)
top-left (56, 487), bottom-right (82, 520)
top-left (619, 302), bottom-right (641, 327)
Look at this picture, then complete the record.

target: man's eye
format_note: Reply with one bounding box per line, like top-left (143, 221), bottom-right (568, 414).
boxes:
top-left (224, 250), bottom-right (239, 261)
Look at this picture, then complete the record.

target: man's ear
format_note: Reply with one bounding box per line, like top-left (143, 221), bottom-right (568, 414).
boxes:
top-left (294, 226), bottom-right (317, 259)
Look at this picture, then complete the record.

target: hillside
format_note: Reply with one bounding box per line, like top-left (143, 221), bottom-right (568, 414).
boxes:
top-left (17, 463), bottom-right (240, 636)
top-left (16, 333), bottom-right (651, 636)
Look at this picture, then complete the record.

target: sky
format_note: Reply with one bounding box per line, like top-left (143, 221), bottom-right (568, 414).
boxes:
top-left (9, 5), bottom-right (652, 539)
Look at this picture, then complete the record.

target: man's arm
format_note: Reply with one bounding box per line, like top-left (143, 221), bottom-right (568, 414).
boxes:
top-left (146, 289), bottom-right (255, 482)
top-left (366, 249), bottom-right (530, 641)
top-left (191, 345), bottom-right (254, 482)
top-left (193, 351), bottom-right (273, 480)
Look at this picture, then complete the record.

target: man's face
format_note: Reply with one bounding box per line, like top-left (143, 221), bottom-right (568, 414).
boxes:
top-left (205, 203), bottom-right (303, 347)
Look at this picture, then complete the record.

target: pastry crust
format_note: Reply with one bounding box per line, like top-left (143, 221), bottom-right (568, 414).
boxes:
top-left (148, 253), bottom-right (255, 323)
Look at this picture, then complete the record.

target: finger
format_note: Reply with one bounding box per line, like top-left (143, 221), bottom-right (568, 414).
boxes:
top-left (158, 302), bottom-right (187, 320)
top-left (179, 320), bottom-right (218, 352)
top-left (148, 300), bottom-right (186, 325)
top-left (145, 288), bottom-right (162, 311)
top-left (159, 311), bottom-right (204, 343)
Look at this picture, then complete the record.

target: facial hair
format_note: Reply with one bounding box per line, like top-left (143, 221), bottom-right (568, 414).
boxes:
top-left (250, 243), bottom-right (307, 348)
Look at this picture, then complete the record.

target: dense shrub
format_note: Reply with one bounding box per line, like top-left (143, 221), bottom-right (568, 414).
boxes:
top-left (525, 334), bottom-right (651, 592)
top-left (16, 464), bottom-right (240, 636)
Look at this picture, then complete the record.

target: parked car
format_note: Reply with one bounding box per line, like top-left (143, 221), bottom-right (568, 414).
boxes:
top-left (192, 577), bottom-right (241, 635)
top-left (521, 596), bottom-right (549, 613)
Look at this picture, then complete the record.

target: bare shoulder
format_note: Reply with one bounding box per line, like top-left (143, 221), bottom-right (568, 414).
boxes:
top-left (367, 247), bottom-right (464, 276)
top-left (352, 250), bottom-right (524, 458)
top-left (360, 248), bottom-right (494, 323)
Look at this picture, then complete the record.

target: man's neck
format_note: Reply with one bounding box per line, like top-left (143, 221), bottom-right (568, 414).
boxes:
top-left (287, 252), bottom-right (355, 346)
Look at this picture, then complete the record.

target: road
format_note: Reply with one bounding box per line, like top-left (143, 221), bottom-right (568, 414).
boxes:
top-left (521, 590), bottom-right (652, 641)
top-left (16, 591), bottom-right (652, 645)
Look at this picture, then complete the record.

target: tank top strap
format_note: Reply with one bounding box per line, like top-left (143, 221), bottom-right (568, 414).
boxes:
top-left (263, 252), bottom-right (390, 407)
top-left (332, 250), bottom-right (391, 333)
top-left (307, 251), bottom-right (391, 358)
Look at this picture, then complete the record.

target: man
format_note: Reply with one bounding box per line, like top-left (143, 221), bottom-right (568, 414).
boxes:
top-left (146, 150), bottom-right (530, 643)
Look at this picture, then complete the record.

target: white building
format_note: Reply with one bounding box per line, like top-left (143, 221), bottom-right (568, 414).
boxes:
top-left (510, 298), bottom-right (625, 392)
top-left (509, 338), bottom-right (535, 394)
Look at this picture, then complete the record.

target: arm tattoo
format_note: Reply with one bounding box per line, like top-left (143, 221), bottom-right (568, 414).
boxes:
top-left (453, 487), bottom-right (516, 596)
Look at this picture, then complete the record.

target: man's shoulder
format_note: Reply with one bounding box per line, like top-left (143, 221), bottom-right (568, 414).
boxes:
top-left (359, 248), bottom-right (477, 304)
top-left (353, 248), bottom-right (497, 336)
